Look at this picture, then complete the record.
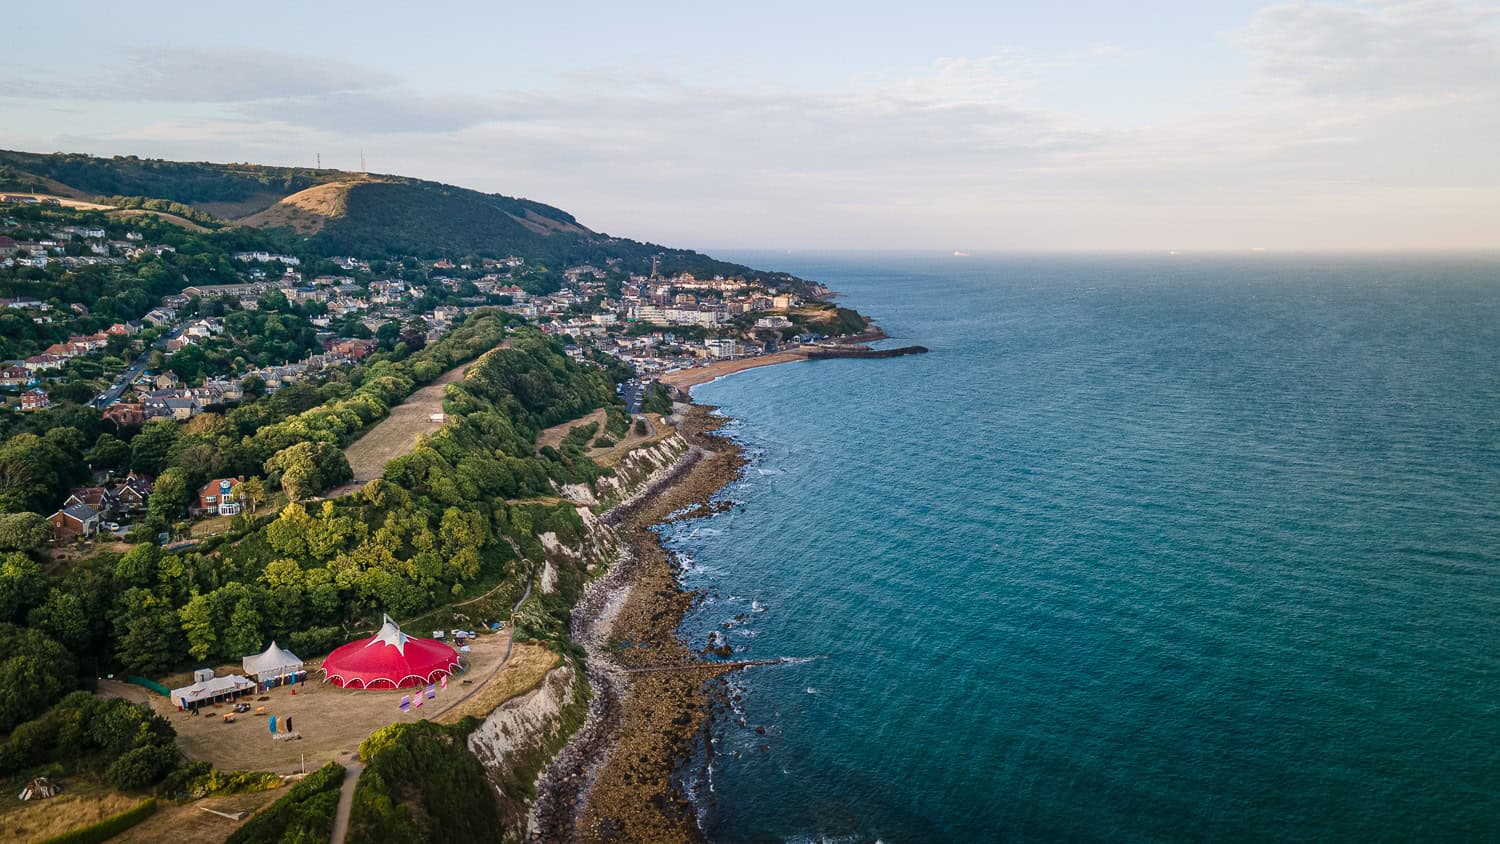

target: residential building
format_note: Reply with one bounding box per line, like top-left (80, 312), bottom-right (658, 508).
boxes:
top-left (49, 503), bottom-right (99, 540)
top-left (19, 388), bottom-right (50, 411)
top-left (194, 477), bottom-right (245, 517)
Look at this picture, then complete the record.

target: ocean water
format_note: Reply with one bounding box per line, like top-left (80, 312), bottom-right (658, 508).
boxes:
top-left (666, 253), bottom-right (1500, 843)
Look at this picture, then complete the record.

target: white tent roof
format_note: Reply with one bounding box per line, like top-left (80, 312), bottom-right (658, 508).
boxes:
top-left (242, 640), bottom-right (304, 679)
top-left (172, 673), bottom-right (255, 705)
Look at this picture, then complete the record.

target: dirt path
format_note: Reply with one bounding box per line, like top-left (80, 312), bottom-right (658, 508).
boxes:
top-left (536, 408), bottom-right (608, 451)
top-left (328, 760), bottom-right (363, 844)
top-left (328, 360), bottom-right (477, 497)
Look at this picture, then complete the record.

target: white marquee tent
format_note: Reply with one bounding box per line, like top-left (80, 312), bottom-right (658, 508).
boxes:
top-left (242, 641), bottom-right (305, 682)
top-left (171, 674), bottom-right (255, 709)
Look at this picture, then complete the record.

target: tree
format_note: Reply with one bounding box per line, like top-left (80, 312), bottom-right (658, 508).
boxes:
top-left (86, 433), bottom-right (131, 473)
top-left (178, 593), bottom-right (217, 662)
top-left (0, 512), bottom-right (51, 552)
top-left (0, 433), bottom-right (75, 513)
top-left (115, 544), bottom-right (162, 589)
top-left (265, 441), bottom-right (351, 501)
top-left (0, 624), bottom-right (78, 731)
top-left (224, 594), bottom-right (263, 659)
top-left (107, 741), bottom-right (179, 790)
top-left (114, 595), bottom-right (180, 676)
top-left (148, 467), bottom-right (193, 527)
top-left (375, 320), bottom-right (402, 350)
top-left (0, 552), bottom-right (47, 622)
top-left (266, 502), bottom-right (313, 558)
top-left (241, 374), bottom-right (266, 400)
top-left (27, 589), bottom-right (90, 652)
top-left (240, 477), bottom-right (268, 513)
top-left (131, 419), bottom-right (180, 476)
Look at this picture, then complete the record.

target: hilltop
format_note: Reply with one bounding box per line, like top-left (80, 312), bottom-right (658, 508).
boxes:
top-left (0, 149), bottom-right (815, 292)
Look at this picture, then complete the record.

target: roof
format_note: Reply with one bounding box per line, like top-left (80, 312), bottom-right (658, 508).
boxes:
top-left (242, 641), bottom-right (304, 679)
top-left (171, 674), bottom-right (255, 705)
top-left (56, 503), bottom-right (98, 523)
top-left (320, 615), bottom-right (461, 690)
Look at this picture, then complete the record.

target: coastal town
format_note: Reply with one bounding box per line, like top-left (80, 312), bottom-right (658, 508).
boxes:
top-left (0, 194), bottom-right (875, 548)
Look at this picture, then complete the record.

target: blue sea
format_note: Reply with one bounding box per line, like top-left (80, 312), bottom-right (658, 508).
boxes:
top-left (664, 253), bottom-right (1500, 843)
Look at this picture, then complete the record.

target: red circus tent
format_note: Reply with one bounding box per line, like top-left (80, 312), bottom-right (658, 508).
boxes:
top-left (320, 615), bottom-right (461, 689)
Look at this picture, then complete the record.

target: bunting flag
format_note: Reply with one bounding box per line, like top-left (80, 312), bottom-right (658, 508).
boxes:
top-left (400, 695), bottom-right (411, 712)
top-left (414, 693), bottom-right (424, 708)
top-left (440, 675), bottom-right (448, 690)
top-left (426, 684), bottom-right (437, 699)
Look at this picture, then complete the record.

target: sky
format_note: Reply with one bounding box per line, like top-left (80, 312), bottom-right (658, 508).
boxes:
top-left (1, 0), bottom-right (1497, 252)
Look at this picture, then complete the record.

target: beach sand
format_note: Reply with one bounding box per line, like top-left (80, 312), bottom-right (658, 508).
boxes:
top-left (657, 350), bottom-right (808, 392)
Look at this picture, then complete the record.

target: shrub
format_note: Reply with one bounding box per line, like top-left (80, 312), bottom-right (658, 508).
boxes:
top-left (227, 762), bottom-right (346, 844)
top-left (158, 760), bottom-right (282, 799)
top-left (107, 742), bottom-right (179, 790)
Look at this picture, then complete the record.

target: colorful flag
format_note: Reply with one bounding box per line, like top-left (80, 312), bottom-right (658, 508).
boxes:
top-left (426, 684), bottom-right (437, 699)
top-left (414, 693), bottom-right (424, 708)
top-left (400, 695), bottom-right (410, 711)
top-left (440, 674), bottom-right (448, 690)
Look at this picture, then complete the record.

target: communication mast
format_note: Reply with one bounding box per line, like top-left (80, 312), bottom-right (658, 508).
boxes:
top-left (360, 147), bottom-right (367, 173)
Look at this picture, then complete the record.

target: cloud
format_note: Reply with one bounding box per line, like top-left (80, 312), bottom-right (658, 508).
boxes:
top-left (1240, 0), bottom-right (1500, 98)
top-left (3, 2), bottom-right (1498, 250)
top-left (0, 47), bottom-right (394, 104)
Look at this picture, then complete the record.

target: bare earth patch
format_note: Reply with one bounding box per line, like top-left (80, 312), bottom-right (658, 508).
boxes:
top-left (239, 180), bottom-right (368, 234)
top-left (535, 408), bottom-right (608, 451)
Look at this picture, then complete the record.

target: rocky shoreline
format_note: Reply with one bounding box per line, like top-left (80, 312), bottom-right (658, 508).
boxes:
top-left (528, 405), bottom-right (745, 843)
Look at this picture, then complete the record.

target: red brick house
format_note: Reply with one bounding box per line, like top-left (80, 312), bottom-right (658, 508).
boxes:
top-left (20, 388), bottom-right (50, 411)
top-left (194, 476), bottom-right (246, 517)
top-left (115, 472), bottom-right (154, 511)
top-left (49, 503), bottom-right (99, 540)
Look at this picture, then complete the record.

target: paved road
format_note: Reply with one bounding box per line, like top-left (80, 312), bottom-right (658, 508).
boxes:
top-left (619, 378), bottom-right (645, 414)
top-left (92, 323), bottom-right (183, 409)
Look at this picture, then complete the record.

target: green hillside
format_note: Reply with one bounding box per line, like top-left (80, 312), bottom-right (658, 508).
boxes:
top-left (0, 149), bottom-right (810, 289)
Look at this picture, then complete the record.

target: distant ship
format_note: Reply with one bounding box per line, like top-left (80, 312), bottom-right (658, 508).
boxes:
top-left (953, 250), bottom-right (970, 257)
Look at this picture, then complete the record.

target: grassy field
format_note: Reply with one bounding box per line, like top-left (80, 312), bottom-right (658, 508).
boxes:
top-left (0, 777), bottom-right (140, 842)
top-left (326, 358), bottom-right (480, 498)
